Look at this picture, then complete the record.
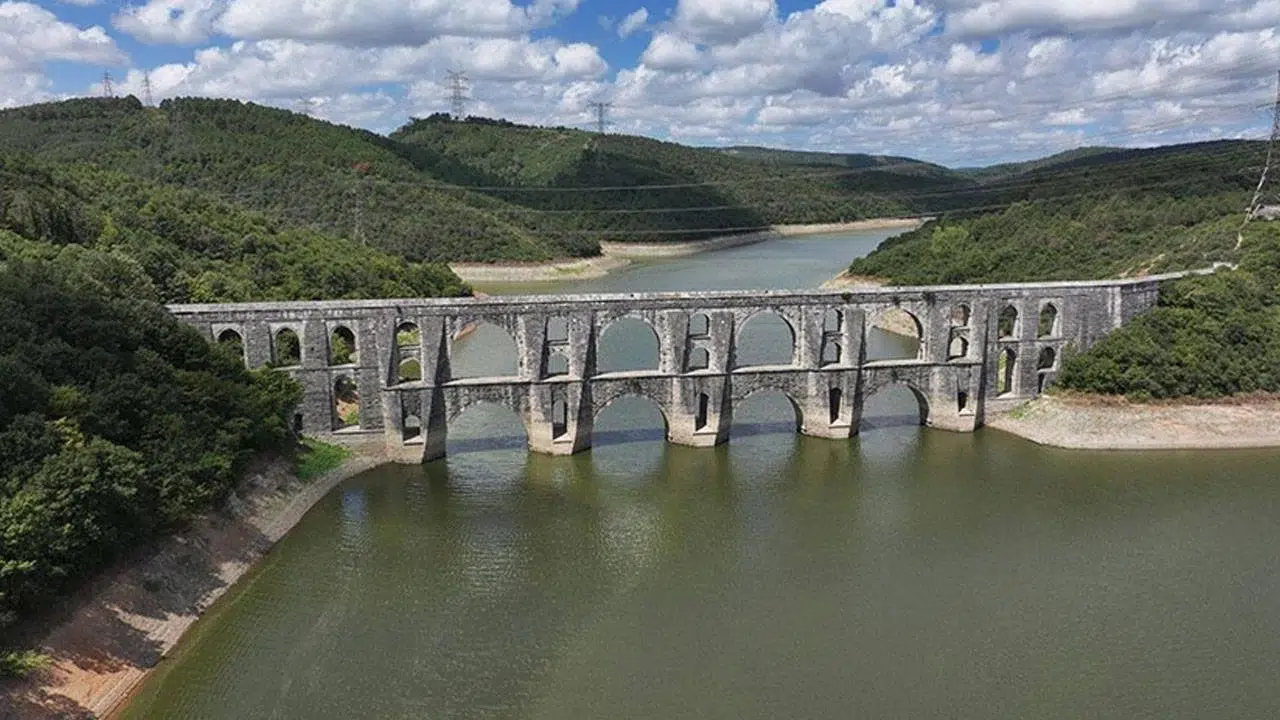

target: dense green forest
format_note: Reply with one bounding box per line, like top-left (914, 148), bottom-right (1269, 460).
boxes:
top-left (0, 153), bottom-right (467, 303)
top-left (1057, 223), bottom-right (1280, 399)
top-left (0, 258), bottom-right (302, 663)
top-left (847, 140), bottom-right (1266, 284)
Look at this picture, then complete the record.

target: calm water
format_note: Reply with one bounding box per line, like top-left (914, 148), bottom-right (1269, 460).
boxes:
top-left (123, 233), bottom-right (1280, 719)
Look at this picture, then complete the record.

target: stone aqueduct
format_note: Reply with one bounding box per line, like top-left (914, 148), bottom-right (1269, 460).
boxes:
top-left (168, 274), bottom-right (1173, 462)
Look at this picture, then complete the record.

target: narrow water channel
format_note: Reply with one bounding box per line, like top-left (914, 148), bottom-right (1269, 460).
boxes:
top-left (122, 232), bottom-right (1280, 719)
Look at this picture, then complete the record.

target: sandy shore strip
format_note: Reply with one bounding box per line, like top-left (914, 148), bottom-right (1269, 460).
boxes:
top-left (0, 452), bottom-right (385, 720)
top-left (452, 218), bottom-right (927, 283)
top-left (451, 255), bottom-right (630, 284)
top-left (773, 218), bottom-right (929, 236)
top-left (988, 393), bottom-right (1280, 450)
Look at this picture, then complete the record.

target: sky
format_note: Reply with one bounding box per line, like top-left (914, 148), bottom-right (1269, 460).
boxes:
top-left (2, 0), bottom-right (1279, 166)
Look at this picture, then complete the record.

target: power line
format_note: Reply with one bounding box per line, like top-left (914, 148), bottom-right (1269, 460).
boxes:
top-left (1239, 69), bottom-right (1280, 248)
top-left (447, 70), bottom-right (470, 120)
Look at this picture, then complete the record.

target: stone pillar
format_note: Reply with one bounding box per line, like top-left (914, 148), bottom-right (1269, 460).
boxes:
top-left (656, 310), bottom-right (683, 375)
top-left (243, 320), bottom-right (272, 368)
top-left (668, 375), bottom-right (730, 447)
top-left (526, 383), bottom-right (592, 455)
top-left (923, 365), bottom-right (980, 433)
top-left (420, 387), bottom-right (448, 463)
top-left (798, 369), bottom-right (858, 439)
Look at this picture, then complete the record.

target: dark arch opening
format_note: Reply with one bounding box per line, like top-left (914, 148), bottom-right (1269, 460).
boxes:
top-left (1037, 346), bottom-right (1057, 370)
top-left (597, 316), bottom-right (660, 374)
top-left (998, 305), bottom-right (1019, 339)
top-left (552, 398), bottom-right (569, 439)
top-left (998, 348), bottom-right (1018, 396)
top-left (732, 389), bottom-right (803, 438)
top-left (736, 311), bottom-right (796, 368)
top-left (330, 325), bottom-right (357, 366)
top-left (400, 392), bottom-right (422, 442)
top-left (951, 304), bottom-right (971, 326)
top-left (867, 308), bottom-right (923, 362)
top-left (450, 321), bottom-right (518, 380)
top-left (689, 313), bottom-right (710, 337)
top-left (593, 394), bottom-right (669, 447)
top-left (1038, 304), bottom-right (1060, 338)
top-left (687, 346), bottom-right (710, 372)
top-left (333, 375), bottom-right (360, 430)
top-left (861, 383), bottom-right (930, 432)
top-left (272, 327), bottom-right (301, 367)
top-left (397, 322), bottom-right (421, 384)
top-left (696, 392), bottom-right (711, 430)
top-left (948, 334), bottom-right (969, 361)
top-left (829, 387), bottom-right (843, 424)
top-left (217, 329), bottom-right (244, 364)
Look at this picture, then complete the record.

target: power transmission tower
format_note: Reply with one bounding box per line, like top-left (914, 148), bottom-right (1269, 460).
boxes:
top-left (1238, 70), bottom-right (1280, 249)
top-left (142, 71), bottom-right (154, 107)
top-left (101, 70), bottom-right (114, 98)
top-left (589, 101), bottom-right (612, 134)
top-left (446, 71), bottom-right (470, 120)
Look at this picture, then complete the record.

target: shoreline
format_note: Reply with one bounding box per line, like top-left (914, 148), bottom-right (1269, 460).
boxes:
top-left (0, 450), bottom-right (385, 719)
top-left (988, 393), bottom-right (1280, 450)
top-left (451, 218), bottom-right (925, 284)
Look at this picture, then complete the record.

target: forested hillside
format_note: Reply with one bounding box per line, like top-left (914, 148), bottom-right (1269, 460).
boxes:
top-left (0, 154), bottom-right (467, 303)
top-left (0, 258), bottom-right (302, 666)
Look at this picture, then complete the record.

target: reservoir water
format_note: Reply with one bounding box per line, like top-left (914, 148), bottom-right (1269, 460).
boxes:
top-left (123, 232), bottom-right (1280, 719)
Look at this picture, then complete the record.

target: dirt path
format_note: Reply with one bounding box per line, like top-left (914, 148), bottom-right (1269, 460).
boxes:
top-left (0, 454), bottom-right (383, 719)
top-left (989, 394), bottom-right (1280, 450)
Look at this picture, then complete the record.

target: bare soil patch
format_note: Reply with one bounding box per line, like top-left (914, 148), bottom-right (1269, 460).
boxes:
top-left (989, 393), bottom-right (1280, 450)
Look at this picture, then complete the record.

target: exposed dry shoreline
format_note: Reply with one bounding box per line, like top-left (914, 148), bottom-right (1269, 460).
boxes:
top-left (450, 218), bottom-right (926, 284)
top-left (0, 452), bottom-right (384, 719)
top-left (989, 393), bottom-right (1280, 450)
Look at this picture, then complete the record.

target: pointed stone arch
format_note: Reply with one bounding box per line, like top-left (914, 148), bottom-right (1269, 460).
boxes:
top-left (596, 313), bottom-right (661, 374)
top-left (448, 317), bottom-right (519, 380)
top-left (734, 308), bottom-right (798, 368)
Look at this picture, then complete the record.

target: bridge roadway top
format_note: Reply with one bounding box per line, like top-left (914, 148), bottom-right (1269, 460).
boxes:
top-left (167, 271), bottom-right (1197, 316)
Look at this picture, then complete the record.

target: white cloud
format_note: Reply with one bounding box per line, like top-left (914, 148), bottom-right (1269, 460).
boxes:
top-left (114, 0), bottom-right (221, 45)
top-left (0, 1), bottom-right (124, 71)
top-left (641, 33), bottom-right (701, 71)
top-left (672, 0), bottom-right (776, 45)
top-left (618, 7), bottom-right (649, 37)
top-left (944, 44), bottom-right (1002, 76)
top-left (215, 0), bottom-right (578, 46)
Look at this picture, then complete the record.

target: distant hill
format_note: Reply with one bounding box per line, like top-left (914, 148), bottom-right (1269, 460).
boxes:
top-left (956, 147), bottom-right (1122, 179)
top-left (716, 145), bottom-right (957, 177)
top-left (0, 97), bottom-right (1266, 271)
top-left (0, 99), bottom-right (959, 263)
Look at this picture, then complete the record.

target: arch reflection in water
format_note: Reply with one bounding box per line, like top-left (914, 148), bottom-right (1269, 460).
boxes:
top-left (590, 395), bottom-right (669, 483)
top-left (445, 401), bottom-right (529, 457)
top-left (451, 322), bottom-right (518, 379)
top-left (735, 311), bottom-right (795, 367)
top-left (597, 316), bottom-right (661, 373)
